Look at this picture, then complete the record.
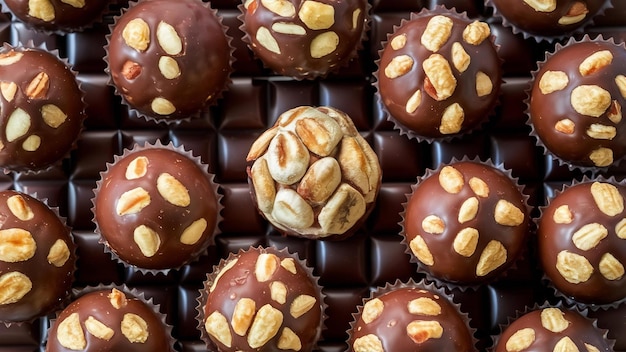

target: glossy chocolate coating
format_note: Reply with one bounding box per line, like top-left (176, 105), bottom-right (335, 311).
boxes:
top-left (529, 41), bottom-right (626, 168)
top-left (241, 0), bottom-right (367, 79)
top-left (349, 286), bottom-right (474, 351)
top-left (201, 247), bottom-right (323, 351)
top-left (46, 288), bottom-right (173, 352)
top-left (490, 0), bottom-right (608, 39)
top-left (403, 161), bottom-right (529, 285)
top-left (0, 46), bottom-right (85, 172)
top-left (107, 0), bottom-right (231, 121)
top-left (377, 8), bottom-right (501, 140)
top-left (538, 181), bottom-right (626, 305)
top-left (3, 0), bottom-right (110, 33)
top-left (94, 147), bottom-right (219, 270)
top-left (494, 307), bottom-right (611, 352)
top-left (0, 191), bottom-right (76, 323)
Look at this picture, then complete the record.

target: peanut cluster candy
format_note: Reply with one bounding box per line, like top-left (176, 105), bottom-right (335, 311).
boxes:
top-left (529, 38), bottom-right (626, 169)
top-left (46, 288), bottom-right (174, 351)
top-left (377, 7), bottom-right (501, 140)
top-left (240, 0), bottom-right (368, 79)
top-left (539, 180), bottom-right (626, 305)
top-left (200, 247), bottom-right (324, 351)
top-left (494, 307), bottom-right (611, 352)
top-left (349, 284), bottom-right (474, 351)
top-left (93, 144), bottom-right (221, 271)
top-left (0, 191), bottom-right (76, 323)
top-left (402, 161), bottom-right (530, 286)
top-left (0, 44), bottom-right (86, 172)
top-left (106, 0), bottom-right (232, 122)
top-left (246, 106), bottom-right (381, 239)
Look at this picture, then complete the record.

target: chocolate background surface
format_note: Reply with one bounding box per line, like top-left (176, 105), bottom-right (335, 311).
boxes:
top-left (0, 0), bottom-right (624, 351)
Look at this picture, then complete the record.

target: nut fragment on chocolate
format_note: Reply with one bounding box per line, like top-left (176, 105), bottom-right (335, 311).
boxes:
top-left (93, 145), bottom-right (220, 271)
top-left (0, 191), bottom-right (75, 323)
top-left (4, 0), bottom-right (110, 32)
top-left (200, 247), bottom-right (323, 351)
top-left (402, 161), bottom-right (529, 285)
top-left (378, 8), bottom-right (501, 140)
top-left (246, 106), bottom-right (381, 239)
top-left (538, 180), bottom-right (626, 304)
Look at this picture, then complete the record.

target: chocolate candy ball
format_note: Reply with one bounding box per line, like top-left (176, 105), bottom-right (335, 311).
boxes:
top-left (3, 0), bottom-right (111, 32)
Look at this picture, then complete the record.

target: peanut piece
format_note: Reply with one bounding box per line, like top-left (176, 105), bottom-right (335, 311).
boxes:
top-left (299, 1), bottom-right (334, 30)
top-left (266, 131), bottom-right (310, 185)
top-left (158, 56), bottom-right (181, 79)
top-left (579, 50), bottom-right (612, 76)
top-left (337, 136), bottom-right (379, 200)
top-left (599, 253), bottom-right (624, 280)
top-left (295, 115), bottom-right (342, 157)
top-left (250, 158), bottom-right (276, 214)
top-left (7, 195), bottom-right (34, 221)
top-left (261, 0), bottom-right (296, 16)
top-left (151, 97), bottom-right (176, 115)
top-left (451, 42), bottom-right (470, 73)
top-left (422, 215), bottom-right (445, 234)
top-left (311, 32), bottom-right (339, 58)
top-left (362, 298), bottom-right (384, 324)
top-left (290, 294), bottom-right (316, 318)
top-left (85, 316), bottom-right (114, 340)
top-left (555, 119), bottom-right (575, 134)
top-left (133, 225), bottom-right (161, 257)
top-left (407, 297), bottom-right (441, 316)
top-left (180, 218), bottom-right (207, 245)
top-left (385, 55), bottom-right (413, 79)
top-left (439, 103), bottom-right (464, 134)
top-left (248, 304), bottom-right (283, 348)
top-left (439, 166), bottom-right (464, 194)
top-left (0, 51), bottom-right (23, 66)
top-left (406, 320), bottom-right (443, 343)
top-left (553, 205), bottom-right (573, 224)
top-left (318, 183), bottom-right (366, 235)
top-left (476, 240), bottom-right (507, 277)
top-left (108, 288), bottom-right (127, 309)
top-left (57, 312), bottom-right (86, 350)
top-left (616, 75), bottom-right (626, 98)
top-left (28, 0), bottom-right (55, 21)
top-left (558, 1), bottom-right (589, 25)
top-left (281, 258), bottom-right (297, 274)
top-left (157, 172), bottom-right (190, 207)
top-left (205, 311), bottom-right (232, 347)
top-left (270, 281), bottom-right (287, 304)
top-left (391, 34), bottom-right (407, 50)
top-left (352, 9), bottom-right (361, 30)
top-left (122, 61), bottom-right (142, 80)
top-left (256, 27), bottom-right (281, 54)
top-left (556, 250), bottom-right (593, 283)
top-left (462, 21), bottom-right (490, 45)
top-left (539, 70), bottom-right (569, 94)
top-left (616, 218), bottom-right (626, 239)
top-left (277, 327), bottom-right (302, 351)
top-left (587, 124), bottom-right (616, 139)
top-left (570, 85), bottom-right (611, 117)
top-left (122, 18), bottom-right (150, 52)
top-left (6, 108), bottom-right (31, 142)
top-left (255, 253), bottom-right (279, 282)
top-left (41, 104), bottom-right (68, 128)
top-left (47, 239), bottom-right (70, 267)
top-left (590, 182), bottom-right (624, 216)
top-left (156, 21), bottom-right (182, 55)
top-left (353, 334), bottom-right (383, 352)
top-left (494, 200), bottom-right (525, 226)
top-left (121, 313), bottom-right (149, 343)
top-left (25, 72), bottom-right (49, 99)
top-left (0, 228), bottom-right (36, 262)
top-left (572, 223), bottom-right (607, 250)
top-left (423, 54), bottom-right (456, 101)
top-left (272, 22), bottom-right (306, 35)
top-left (523, 0), bottom-right (556, 12)
top-left (406, 89), bottom-right (422, 113)
top-left (125, 156), bottom-right (149, 180)
top-left (505, 328), bottom-right (535, 352)
top-left (231, 298), bottom-right (255, 336)
top-left (453, 227), bottom-right (479, 257)
top-left (421, 15), bottom-right (453, 52)
top-left (209, 258), bottom-right (238, 292)
top-left (458, 197), bottom-right (479, 223)
top-left (60, 0), bottom-right (85, 8)
top-left (554, 336), bottom-right (578, 352)
top-left (476, 71), bottom-right (493, 97)
top-left (22, 135), bottom-right (40, 152)
top-left (0, 82), bottom-right (17, 101)
top-left (116, 187), bottom-right (150, 215)
top-left (410, 235), bottom-right (434, 266)
top-left (589, 147), bottom-right (613, 167)
top-left (540, 308), bottom-right (570, 332)
top-left (469, 177), bottom-right (489, 197)
top-left (0, 271), bottom-right (32, 305)
top-left (271, 188), bottom-right (315, 230)
top-left (608, 100), bottom-right (622, 123)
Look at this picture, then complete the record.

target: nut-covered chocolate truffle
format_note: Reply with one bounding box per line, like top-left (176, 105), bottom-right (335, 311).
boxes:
top-left (529, 37), bottom-right (626, 169)
top-left (488, 0), bottom-right (609, 41)
top-left (240, 0), bottom-right (368, 79)
top-left (538, 180), bottom-right (626, 305)
top-left (106, 0), bottom-right (232, 122)
top-left (494, 306), bottom-right (612, 352)
top-left (93, 143), bottom-right (221, 271)
top-left (199, 246), bottom-right (324, 351)
top-left (46, 287), bottom-right (174, 352)
top-left (401, 160), bottom-right (530, 286)
top-left (246, 106), bottom-right (381, 240)
top-left (377, 7), bottom-right (501, 140)
top-left (2, 0), bottom-right (111, 33)
top-left (0, 190), bottom-right (76, 323)
top-left (349, 282), bottom-right (474, 351)
top-left (0, 44), bottom-right (86, 172)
